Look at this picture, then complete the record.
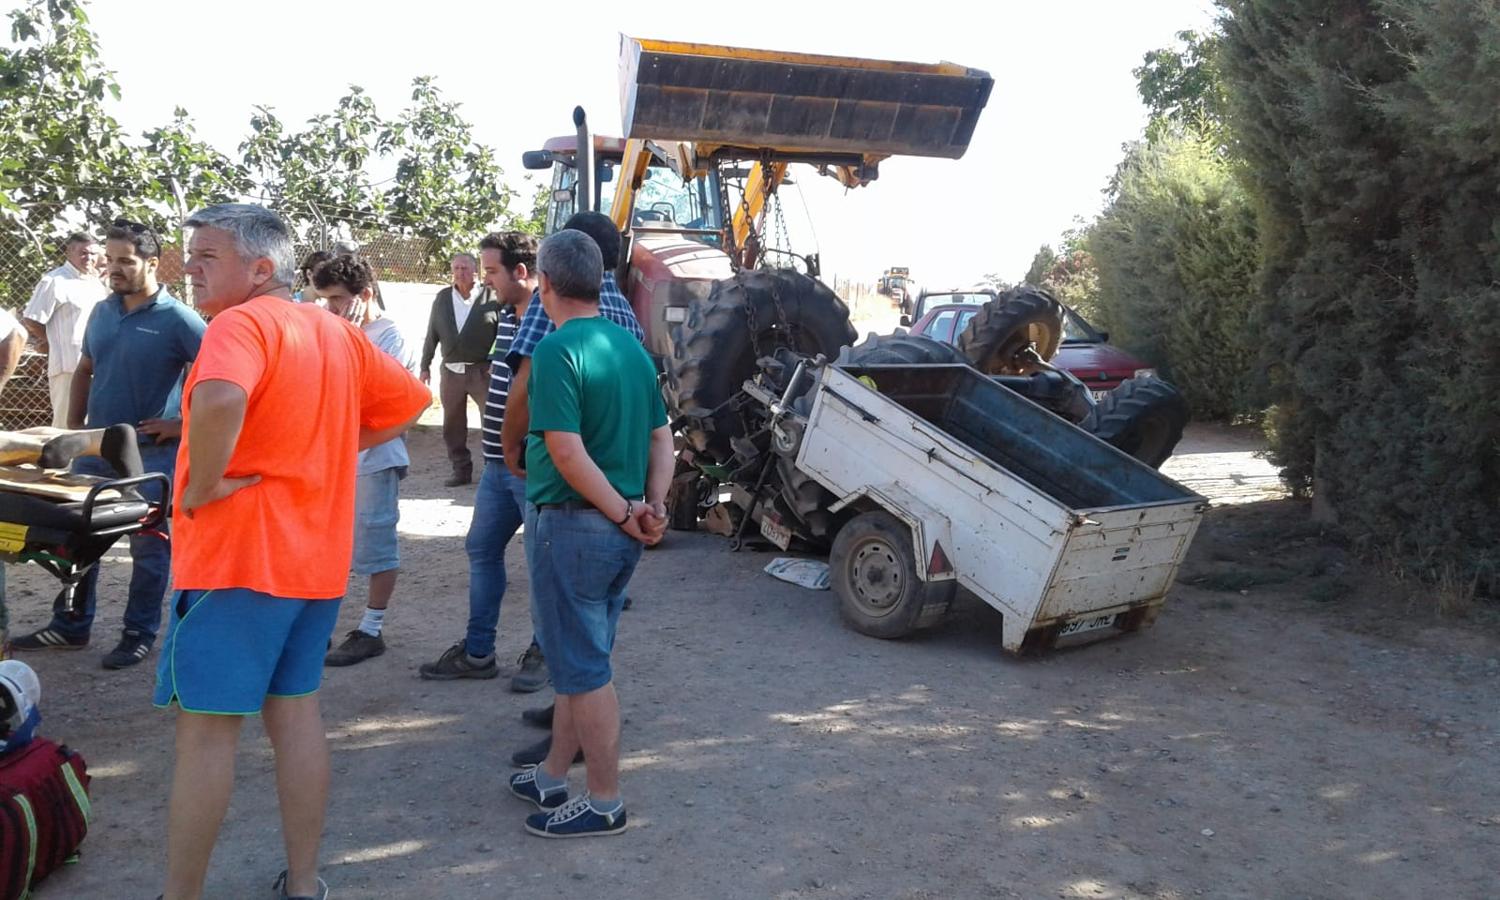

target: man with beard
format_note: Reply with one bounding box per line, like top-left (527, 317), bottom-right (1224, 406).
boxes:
top-left (10, 219), bottom-right (205, 668)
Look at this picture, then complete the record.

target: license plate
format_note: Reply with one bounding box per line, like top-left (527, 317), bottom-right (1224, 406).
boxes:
top-left (759, 513), bottom-right (792, 550)
top-left (1091, 389), bottom-right (1111, 401)
top-left (1058, 613), bottom-right (1118, 637)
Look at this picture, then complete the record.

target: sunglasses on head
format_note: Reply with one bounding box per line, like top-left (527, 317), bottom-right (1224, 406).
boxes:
top-left (111, 218), bottom-right (162, 254)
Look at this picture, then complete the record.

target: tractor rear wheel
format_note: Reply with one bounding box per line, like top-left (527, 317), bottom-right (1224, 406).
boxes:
top-left (667, 269), bottom-right (856, 463)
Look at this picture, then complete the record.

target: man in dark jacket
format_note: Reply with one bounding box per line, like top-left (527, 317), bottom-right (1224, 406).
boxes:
top-left (421, 252), bottom-right (500, 485)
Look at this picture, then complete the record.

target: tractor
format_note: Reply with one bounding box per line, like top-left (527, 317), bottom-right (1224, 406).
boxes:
top-left (522, 37), bottom-right (994, 539)
top-left (524, 38), bottom-right (1188, 552)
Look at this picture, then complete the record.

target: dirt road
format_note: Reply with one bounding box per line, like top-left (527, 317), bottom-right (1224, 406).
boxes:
top-left (10, 424), bottom-right (1496, 899)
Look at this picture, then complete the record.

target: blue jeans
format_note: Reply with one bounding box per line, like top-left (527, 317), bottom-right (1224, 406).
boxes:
top-left (52, 442), bottom-right (176, 640)
top-left (463, 460), bottom-right (528, 659)
top-left (524, 504), bottom-right (642, 695)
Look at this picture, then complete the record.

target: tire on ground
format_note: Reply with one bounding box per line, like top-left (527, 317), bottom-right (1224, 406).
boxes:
top-left (830, 510), bottom-right (955, 639)
top-left (955, 285), bottom-right (1065, 374)
top-left (1082, 375), bottom-right (1190, 469)
top-left (667, 269), bottom-right (856, 463)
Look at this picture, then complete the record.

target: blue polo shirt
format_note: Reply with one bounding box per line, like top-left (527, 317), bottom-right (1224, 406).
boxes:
top-left (81, 288), bottom-right (206, 439)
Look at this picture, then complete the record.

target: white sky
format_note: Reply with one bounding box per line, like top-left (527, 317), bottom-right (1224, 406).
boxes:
top-left (85, 0), bottom-right (1215, 289)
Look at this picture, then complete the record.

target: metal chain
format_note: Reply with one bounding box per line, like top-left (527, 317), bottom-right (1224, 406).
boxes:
top-left (772, 193), bottom-right (792, 261)
top-left (746, 263), bottom-right (764, 361)
top-left (757, 152), bottom-right (795, 351)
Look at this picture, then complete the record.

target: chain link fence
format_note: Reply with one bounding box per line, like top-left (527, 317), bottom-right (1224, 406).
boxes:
top-left (0, 199), bottom-right (457, 429)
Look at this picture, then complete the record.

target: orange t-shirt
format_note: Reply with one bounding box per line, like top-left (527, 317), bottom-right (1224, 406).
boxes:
top-left (172, 296), bottom-right (431, 598)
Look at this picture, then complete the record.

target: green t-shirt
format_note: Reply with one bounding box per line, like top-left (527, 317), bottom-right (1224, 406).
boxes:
top-left (526, 316), bottom-right (667, 506)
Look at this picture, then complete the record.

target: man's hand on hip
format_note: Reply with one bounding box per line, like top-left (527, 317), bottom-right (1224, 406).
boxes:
top-left (181, 474), bottom-right (261, 518)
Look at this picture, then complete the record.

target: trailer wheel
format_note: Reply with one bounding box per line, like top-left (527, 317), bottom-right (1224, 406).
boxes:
top-left (831, 511), bottom-right (954, 638)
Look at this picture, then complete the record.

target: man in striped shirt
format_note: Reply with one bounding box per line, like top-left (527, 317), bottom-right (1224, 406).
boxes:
top-left (419, 232), bottom-right (537, 680)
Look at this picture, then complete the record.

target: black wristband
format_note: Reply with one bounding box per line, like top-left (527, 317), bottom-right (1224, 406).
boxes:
top-left (615, 498), bottom-right (633, 525)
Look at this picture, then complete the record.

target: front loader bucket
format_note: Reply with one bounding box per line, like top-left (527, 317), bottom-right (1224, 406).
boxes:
top-left (619, 37), bottom-right (992, 160)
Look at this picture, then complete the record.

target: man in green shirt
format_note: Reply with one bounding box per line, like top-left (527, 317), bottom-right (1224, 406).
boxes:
top-left (507, 229), bottom-right (673, 839)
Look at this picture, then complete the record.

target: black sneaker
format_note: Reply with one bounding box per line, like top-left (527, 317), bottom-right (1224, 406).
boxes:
top-left (101, 629), bottom-right (153, 669)
top-left (325, 630), bottom-right (386, 667)
top-left (521, 704), bottom-right (554, 729)
top-left (512, 734), bottom-right (583, 767)
top-left (510, 641), bottom-right (549, 693)
top-left (10, 627), bottom-right (88, 652)
top-left (418, 642), bottom-right (498, 680)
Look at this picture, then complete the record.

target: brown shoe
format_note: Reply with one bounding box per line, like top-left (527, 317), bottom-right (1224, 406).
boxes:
top-left (444, 471), bottom-right (472, 487)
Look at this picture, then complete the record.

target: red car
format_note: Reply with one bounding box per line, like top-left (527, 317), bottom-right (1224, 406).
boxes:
top-left (903, 291), bottom-right (1156, 398)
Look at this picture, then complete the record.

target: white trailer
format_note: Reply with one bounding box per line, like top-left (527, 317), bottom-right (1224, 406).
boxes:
top-left (759, 361), bottom-right (1206, 652)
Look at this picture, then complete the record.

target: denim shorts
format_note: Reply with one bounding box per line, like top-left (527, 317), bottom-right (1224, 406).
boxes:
top-left (351, 467), bottom-right (403, 576)
top-left (523, 504), bottom-right (643, 695)
top-left (153, 588), bottom-right (342, 715)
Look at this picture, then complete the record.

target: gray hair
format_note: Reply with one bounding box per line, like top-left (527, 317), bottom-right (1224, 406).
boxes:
top-left (451, 252), bottom-right (477, 266)
top-left (537, 230), bottom-right (602, 302)
top-left (184, 203), bottom-right (295, 285)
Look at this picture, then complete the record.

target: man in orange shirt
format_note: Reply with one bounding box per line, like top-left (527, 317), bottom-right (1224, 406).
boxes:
top-left (153, 204), bottom-right (430, 900)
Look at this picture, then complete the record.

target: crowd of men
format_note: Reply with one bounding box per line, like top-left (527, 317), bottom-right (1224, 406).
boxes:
top-left (3, 204), bottom-right (670, 899)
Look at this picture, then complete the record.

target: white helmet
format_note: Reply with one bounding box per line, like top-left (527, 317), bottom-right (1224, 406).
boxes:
top-left (0, 659), bottom-right (42, 752)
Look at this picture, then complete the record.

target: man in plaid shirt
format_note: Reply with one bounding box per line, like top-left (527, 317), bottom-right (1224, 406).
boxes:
top-left (500, 212), bottom-right (646, 766)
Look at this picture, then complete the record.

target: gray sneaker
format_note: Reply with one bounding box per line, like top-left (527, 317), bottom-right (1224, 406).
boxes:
top-left (418, 642), bottom-right (498, 680)
top-left (510, 641), bottom-right (549, 693)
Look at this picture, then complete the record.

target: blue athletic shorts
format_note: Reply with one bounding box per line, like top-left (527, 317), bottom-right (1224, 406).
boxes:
top-left (153, 588), bottom-right (342, 715)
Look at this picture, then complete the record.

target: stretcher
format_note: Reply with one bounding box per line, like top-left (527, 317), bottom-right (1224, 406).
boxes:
top-left (0, 425), bottom-right (170, 626)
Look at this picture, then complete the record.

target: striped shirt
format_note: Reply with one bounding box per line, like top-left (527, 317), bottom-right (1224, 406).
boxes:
top-left (479, 307), bottom-right (520, 461)
top-left (492, 274), bottom-right (644, 463)
top-left (504, 272), bottom-right (644, 374)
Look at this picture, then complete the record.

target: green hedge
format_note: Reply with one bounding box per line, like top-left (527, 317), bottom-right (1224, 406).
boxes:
top-left (1220, 0), bottom-right (1500, 581)
top-left (1088, 131), bottom-right (1261, 421)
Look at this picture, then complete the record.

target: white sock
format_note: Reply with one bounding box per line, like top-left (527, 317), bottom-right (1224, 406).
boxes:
top-left (358, 607), bottom-right (386, 637)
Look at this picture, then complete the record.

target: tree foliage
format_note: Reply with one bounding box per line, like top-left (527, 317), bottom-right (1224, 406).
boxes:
top-left (1220, 0), bottom-right (1500, 581)
top-left (1089, 132), bottom-right (1260, 420)
top-left (1134, 30), bottom-right (1230, 143)
top-left (1, 0), bottom-right (525, 288)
